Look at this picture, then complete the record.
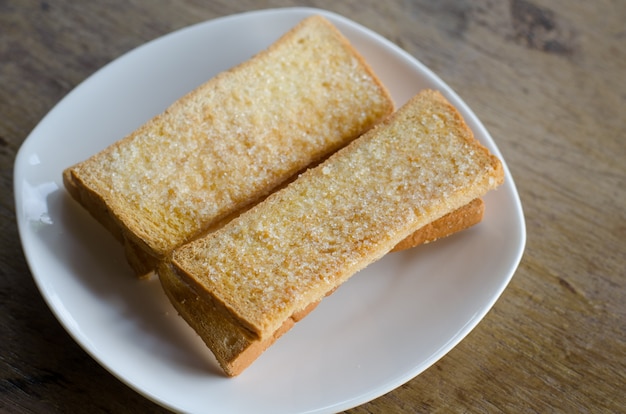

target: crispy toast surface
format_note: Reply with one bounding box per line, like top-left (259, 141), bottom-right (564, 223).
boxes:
top-left (166, 90), bottom-right (504, 369)
top-left (158, 198), bottom-right (485, 376)
top-left (63, 15), bottom-right (393, 276)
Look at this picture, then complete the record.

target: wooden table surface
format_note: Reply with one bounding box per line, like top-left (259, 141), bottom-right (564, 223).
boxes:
top-left (1, 1), bottom-right (624, 412)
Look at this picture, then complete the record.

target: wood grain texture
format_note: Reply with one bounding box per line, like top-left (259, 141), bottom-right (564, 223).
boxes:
top-left (1, 0), bottom-right (624, 412)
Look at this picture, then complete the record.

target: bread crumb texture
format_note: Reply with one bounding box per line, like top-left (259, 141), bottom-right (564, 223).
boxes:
top-left (66, 16), bottom-right (392, 256)
top-left (173, 90), bottom-right (503, 339)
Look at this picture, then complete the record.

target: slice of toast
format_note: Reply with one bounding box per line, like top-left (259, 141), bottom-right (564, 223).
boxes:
top-left (160, 89), bottom-right (504, 375)
top-left (63, 15), bottom-right (394, 277)
top-left (158, 198), bottom-right (485, 376)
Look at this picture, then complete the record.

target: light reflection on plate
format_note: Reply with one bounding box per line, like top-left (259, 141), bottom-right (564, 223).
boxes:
top-left (14, 7), bottom-right (525, 414)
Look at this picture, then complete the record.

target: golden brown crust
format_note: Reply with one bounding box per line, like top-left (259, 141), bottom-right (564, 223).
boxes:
top-left (392, 198), bottom-right (484, 251)
top-left (63, 169), bottom-right (123, 242)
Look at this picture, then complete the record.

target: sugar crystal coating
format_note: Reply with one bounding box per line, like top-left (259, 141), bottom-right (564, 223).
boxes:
top-left (173, 90), bottom-right (503, 339)
top-left (67, 16), bottom-right (393, 257)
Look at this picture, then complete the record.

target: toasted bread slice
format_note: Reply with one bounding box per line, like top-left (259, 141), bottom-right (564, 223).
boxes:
top-left (158, 198), bottom-right (485, 376)
top-left (63, 15), bottom-right (394, 277)
top-left (161, 89), bottom-right (504, 375)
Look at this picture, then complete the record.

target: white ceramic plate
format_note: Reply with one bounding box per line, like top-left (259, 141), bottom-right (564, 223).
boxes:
top-left (14, 7), bottom-right (525, 414)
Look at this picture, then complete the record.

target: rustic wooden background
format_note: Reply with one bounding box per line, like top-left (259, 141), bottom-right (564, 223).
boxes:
top-left (1, 0), bottom-right (624, 412)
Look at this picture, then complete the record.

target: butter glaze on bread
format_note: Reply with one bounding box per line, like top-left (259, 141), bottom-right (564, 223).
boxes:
top-left (162, 90), bottom-right (504, 375)
top-left (158, 198), bottom-right (485, 376)
top-left (63, 15), bottom-right (394, 277)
